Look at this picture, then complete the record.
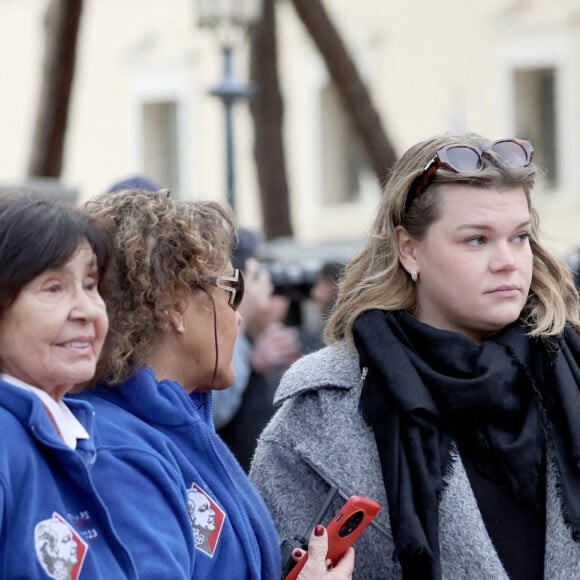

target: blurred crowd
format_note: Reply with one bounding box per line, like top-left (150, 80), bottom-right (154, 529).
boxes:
top-left (213, 226), bottom-right (344, 471)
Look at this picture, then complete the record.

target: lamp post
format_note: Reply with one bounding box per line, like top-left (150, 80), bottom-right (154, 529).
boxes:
top-left (195, 0), bottom-right (262, 212)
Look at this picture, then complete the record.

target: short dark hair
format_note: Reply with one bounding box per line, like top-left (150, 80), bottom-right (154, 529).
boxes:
top-left (319, 260), bottom-right (344, 283)
top-left (0, 196), bottom-right (111, 314)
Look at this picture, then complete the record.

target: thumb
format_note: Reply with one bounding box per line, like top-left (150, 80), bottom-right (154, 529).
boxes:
top-left (305, 524), bottom-right (328, 564)
top-left (297, 524), bottom-right (356, 579)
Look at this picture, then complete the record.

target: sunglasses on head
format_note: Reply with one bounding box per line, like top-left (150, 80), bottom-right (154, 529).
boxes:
top-left (404, 138), bottom-right (535, 215)
top-left (201, 268), bottom-right (245, 311)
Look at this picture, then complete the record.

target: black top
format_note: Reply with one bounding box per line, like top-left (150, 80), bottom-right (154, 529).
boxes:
top-left (460, 447), bottom-right (546, 580)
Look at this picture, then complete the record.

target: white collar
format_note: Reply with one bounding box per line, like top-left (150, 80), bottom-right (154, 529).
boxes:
top-left (1, 374), bottom-right (90, 449)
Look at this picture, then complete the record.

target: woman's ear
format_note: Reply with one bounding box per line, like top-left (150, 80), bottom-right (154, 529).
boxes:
top-left (395, 225), bottom-right (418, 276)
top-left (167, 299), bottom-right (187, 335)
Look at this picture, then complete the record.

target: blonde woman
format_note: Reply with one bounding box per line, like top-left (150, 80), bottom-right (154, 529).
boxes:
top-left (251, 133), bottom-right (580, 579)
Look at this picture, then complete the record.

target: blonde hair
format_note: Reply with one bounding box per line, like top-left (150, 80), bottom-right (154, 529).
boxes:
top-left (325, 132), bottom-right (579, 347)
top-left (83, 189), bottom-right (235, 384)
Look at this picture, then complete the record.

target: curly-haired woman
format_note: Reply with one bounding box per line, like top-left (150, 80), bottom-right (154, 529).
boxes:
top-left (74, 189), bottom-right (353, 579)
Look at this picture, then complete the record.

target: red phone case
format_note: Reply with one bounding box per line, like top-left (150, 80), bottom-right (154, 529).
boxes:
top-left (284, 495), bottom-right (380, 580)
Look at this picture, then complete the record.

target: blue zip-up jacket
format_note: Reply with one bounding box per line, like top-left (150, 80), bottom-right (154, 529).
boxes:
top-left (0, 380), bottom-right (137, 579)
top-left (79, 395), bottom-right (196, 579)
top-left (77, 367), bottom-right (281, 580)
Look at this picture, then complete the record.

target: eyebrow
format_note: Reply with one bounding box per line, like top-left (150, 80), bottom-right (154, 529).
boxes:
top-left (456, 219), bottom-right (532, 232)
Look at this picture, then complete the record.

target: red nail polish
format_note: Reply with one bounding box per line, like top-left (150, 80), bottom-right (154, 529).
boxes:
top-left (292, 549), bottom-right (303, 559)
top-left (314, 524), bottom-right (324, 537)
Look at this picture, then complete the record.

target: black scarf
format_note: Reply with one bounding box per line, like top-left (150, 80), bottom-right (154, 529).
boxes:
top-left (354, 309), bottom-right (580, 580)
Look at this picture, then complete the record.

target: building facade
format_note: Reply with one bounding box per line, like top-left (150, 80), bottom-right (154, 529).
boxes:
top-left (1, 0), bottom-right (580, 256)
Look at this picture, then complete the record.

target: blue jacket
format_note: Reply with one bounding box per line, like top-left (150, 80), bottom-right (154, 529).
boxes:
top-left (79, 394), bottom-right (196, 579)
top-left (77, 367), bottom-right (281, 580)
top-left (0, 380), bottom-right (137, 579)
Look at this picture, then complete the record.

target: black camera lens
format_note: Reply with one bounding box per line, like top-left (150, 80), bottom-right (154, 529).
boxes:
top-left (338, 510), bottom-right (364, 537)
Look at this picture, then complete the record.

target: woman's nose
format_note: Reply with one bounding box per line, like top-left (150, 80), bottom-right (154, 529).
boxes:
top-left (490, 243), bottom-right (517, 272)
top-left (70, 288), bottom-right (103, 320)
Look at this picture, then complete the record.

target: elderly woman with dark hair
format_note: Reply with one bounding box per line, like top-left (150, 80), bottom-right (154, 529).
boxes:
top-left (0, 196), bottom-right (137, 578)
top-left (75, 189), bottom-right (353, 579)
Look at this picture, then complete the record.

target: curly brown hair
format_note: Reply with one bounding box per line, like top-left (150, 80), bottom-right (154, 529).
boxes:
top-left (83, 189), bottom-right (235, 384)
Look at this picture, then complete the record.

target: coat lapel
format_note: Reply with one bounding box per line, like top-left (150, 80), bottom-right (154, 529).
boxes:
top-left (439, 451), bottom-right (509, 579)
top-left (544, 451), bottom-right (580, 577)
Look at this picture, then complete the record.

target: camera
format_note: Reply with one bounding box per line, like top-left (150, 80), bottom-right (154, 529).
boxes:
top-left (260, 261), bottom-right (320, 301)
top-left (338, 511), bottom-right (364, 537)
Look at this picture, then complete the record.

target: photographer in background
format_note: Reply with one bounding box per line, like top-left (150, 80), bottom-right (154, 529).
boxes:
top-left (213, 228), bottom-right (302, 471)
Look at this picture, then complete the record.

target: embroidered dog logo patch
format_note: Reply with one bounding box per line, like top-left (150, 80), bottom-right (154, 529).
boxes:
top-left (187, 483), bottom-right (225, 557)
top-left (34, 512), bottom-right (88, 580)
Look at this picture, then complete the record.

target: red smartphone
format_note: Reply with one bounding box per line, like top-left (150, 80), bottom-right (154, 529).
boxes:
top-left (284, 495), bottom-right (380, 580)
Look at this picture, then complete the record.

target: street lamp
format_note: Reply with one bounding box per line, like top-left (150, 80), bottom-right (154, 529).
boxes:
top-left (195, 0), bottom-right (263, 212)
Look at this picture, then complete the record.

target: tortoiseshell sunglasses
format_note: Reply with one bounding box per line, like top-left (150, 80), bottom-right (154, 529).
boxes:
top-left (404, 138), bottom-right (534, 214)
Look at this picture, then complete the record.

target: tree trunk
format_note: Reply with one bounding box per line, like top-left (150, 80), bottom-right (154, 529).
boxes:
top-left (290, 0), bottom-right (397, 182)
top-left (28, 0), bottom-right (83, 178)
top-left (249, 0), bottom-right (293, 240)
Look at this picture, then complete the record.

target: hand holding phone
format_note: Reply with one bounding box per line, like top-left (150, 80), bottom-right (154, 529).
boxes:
top-left (284, 495), bottom-right (380, 580)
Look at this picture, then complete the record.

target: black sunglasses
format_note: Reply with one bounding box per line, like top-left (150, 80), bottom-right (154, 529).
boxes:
top-left (201, 268), bottom-right (245, 311)
top-left (404, 138), bottom-right (535, 215)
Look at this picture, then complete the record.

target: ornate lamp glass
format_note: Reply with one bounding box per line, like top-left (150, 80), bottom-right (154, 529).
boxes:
top-left (195, 0), bottom-right (263, 32)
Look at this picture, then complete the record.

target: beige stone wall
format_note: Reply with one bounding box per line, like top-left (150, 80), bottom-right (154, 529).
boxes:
top-left (1, 0), bottom-right (579, 257)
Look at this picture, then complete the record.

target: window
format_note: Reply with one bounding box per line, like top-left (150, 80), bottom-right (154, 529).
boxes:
top-left (497, 30), bottom-right (574, 197)
top-left (142, 101), bottom-right (179, 193)
top-left (129, 63), bottom-right (196, 199)
top-left (319, 82), bottom-right (372, 205)
top-left (512, 68), bottom-right (557, 188)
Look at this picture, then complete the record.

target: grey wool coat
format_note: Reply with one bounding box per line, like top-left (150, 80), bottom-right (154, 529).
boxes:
top-left (249, 342), bottom-right (580, 579)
